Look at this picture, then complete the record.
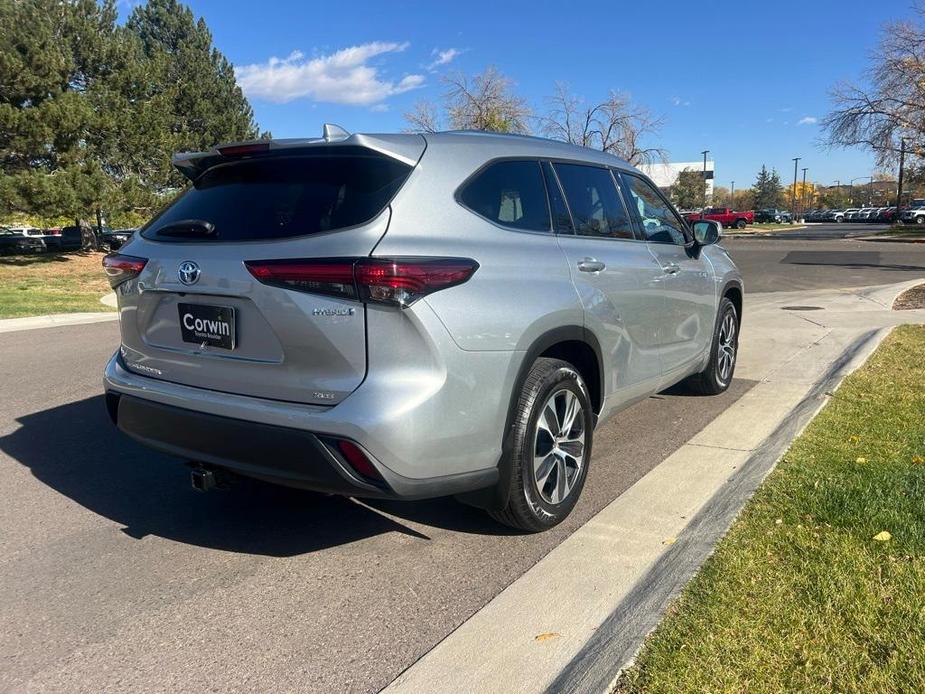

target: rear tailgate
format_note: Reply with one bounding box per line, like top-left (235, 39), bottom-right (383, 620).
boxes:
top-left (115, 137), bottom-right (424, 406)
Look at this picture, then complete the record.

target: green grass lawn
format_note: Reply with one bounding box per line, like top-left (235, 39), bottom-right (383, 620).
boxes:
top-left (619, 325), bottom-right (925, 694)
top-left (0, 251), bottom-right (115, 319)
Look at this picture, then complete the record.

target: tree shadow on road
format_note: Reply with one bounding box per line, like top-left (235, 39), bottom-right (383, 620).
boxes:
top-left (0, 395), bottom-right (510, 557)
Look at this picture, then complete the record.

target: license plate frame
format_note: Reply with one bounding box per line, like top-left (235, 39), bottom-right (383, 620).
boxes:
top-left (178, 302), bottom-right (236, 350)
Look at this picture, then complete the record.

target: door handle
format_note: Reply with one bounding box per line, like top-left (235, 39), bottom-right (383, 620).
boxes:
top-left (662, 263), bottom-right (680, 275)
top-left (577, 258), bottom-right (606, 273)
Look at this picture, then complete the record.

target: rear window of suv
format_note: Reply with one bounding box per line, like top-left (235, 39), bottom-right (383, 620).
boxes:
top-left (457, 160), bottom-right (551, 232)
top-left (143, 150), bottom-right (411, 242)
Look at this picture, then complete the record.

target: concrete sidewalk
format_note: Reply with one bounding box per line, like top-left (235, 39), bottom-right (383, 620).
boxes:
top-left (384, 278), bottom-right (925, 694)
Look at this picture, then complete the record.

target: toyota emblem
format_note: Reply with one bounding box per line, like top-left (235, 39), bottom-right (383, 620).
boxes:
top-left (178, 260), bottom-right (201, 286)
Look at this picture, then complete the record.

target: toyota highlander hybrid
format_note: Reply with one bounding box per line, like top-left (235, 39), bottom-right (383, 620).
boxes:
top-left (103, 126), bottom-right (743, 532)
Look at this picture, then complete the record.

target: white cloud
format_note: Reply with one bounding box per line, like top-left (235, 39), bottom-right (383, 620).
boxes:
top-left (426, 48), bottom-right (462, 71)
top-left (797, 116), bottom-right (818, 125)
top-left (236, 42), bottom-right (424, 106)
top-left (671, 96), bottom-right (690, 107)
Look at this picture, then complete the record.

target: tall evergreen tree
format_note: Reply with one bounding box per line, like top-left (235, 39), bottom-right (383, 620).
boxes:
top-left (753, 165), bottom-right (784, 209)
top-left (671, 168), bottom-right (707, 209)
top-left (0, 0), bottom-right (262, 226)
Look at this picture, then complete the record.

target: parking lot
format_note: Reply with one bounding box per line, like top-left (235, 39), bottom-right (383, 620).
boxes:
top-left (2, 234), bottom-right (924, 692)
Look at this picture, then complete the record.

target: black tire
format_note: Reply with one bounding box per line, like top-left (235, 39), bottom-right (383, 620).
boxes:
top-left (489, 358), bottom-right (594, 532)
top-left (687, 297), bottom-right (739, 395)
top-left (916, 216), bottom-right (924, 225)
top-left (734, 218), bottom-right (747, 229)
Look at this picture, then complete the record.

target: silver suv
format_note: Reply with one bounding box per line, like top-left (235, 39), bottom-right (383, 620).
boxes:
top-left (103, 127), bottom-right (742, 532)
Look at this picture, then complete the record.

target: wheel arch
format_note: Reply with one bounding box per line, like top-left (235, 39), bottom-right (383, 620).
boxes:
top-left (455, 325), bottom-right (604, 511)
top-left (722, 279), bottom-right (743, 322)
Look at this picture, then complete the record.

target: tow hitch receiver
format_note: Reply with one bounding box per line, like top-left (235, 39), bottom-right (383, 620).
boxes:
top-left (188, 463), bottom-right (233, 492)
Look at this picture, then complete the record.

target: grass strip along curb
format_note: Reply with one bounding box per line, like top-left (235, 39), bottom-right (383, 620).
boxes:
top-left (618, 326), bottom-right (925, 693)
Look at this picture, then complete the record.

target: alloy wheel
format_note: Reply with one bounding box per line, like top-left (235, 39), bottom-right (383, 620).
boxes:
top-left (717, 311), bottom-right (737, 384)
top-left (533, 389), bottom-right (586, 504)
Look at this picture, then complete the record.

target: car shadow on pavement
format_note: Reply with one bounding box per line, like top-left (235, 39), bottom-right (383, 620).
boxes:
top-left (1, 395), bottom-right (513, 557)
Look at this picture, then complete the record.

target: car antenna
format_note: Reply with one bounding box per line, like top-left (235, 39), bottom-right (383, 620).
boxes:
top-left (323, 123), bottom-right (350, 142)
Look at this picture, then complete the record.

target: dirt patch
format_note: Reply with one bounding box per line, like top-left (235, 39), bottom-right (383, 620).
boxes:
top-left (894, 283), bottom-right (925, 310)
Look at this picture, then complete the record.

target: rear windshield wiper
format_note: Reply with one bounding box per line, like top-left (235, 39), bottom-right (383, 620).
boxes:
top-left (154, 219), bottom-right (216, 238)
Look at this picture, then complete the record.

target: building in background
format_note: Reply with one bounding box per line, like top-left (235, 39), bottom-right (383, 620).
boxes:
top-left (640, 160), bottom-right (715, 199)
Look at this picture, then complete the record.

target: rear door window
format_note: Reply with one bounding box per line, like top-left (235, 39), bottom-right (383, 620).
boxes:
top-left (458, 160), bottom-right (551, 232)
top-left (552, 163), bottom-right (635, 239)
top-left (143, 150), bottom-right (411, 242)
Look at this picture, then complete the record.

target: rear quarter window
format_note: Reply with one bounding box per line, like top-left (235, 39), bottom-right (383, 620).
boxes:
top-left (143, 150), bottom-right (411, 242)
top-left (458, 160), bottom-right (551, 232)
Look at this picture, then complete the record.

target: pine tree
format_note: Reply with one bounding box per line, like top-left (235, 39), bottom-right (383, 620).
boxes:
top-left (671, 168), bottom-right (707, 209)
top-left (753, 165), bottom-right (784, 209)
top-left (0, 0), bottom-right (263, 226)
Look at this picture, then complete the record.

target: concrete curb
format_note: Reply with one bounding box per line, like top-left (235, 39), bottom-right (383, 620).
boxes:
top-left (856, 235), bottom-right (925, 244)
top-left (724, 225), bottom-right (807, 238)
top-left (0, 311), bottom-right (118, 334)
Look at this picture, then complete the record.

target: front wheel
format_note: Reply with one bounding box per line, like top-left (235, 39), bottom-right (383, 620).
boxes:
top-left (489, 358), bottom-right (593, 532)
top-left (687, 297), bottom-right (739, 395)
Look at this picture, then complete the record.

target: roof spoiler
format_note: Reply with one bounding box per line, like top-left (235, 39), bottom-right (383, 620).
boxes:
top-left (171, 124), bottom-right (424, 182)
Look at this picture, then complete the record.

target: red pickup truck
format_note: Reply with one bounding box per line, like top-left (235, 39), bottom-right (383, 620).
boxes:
top-left (684, 207), bottom-right (754, 229)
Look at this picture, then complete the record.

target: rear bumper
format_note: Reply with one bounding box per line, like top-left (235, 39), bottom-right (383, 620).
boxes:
top-left (106, 388), bottom-right (498, 500)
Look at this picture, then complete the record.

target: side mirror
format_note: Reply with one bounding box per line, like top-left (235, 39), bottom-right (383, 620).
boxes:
top-left (692, 220), bottom-right (721, 246)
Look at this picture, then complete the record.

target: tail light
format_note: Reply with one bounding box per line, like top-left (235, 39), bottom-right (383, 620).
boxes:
top-left (102, 253), bottom-right (147, 288)
top-left (244, 257), bottom-right (478, 308)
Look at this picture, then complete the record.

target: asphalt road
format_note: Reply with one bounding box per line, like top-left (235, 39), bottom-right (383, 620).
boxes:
top-left (725, 231), bottom-right (925, 293)
top-left (1, 233), bottom-right (922, 693)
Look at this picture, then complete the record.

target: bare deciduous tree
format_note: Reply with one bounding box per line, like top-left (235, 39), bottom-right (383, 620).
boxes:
top-left (404, 100), bottom-right (441, 133)
top-left (403, 66), bottom-right (530, 134)
top-left (540, 83), bottom-right (667, 166)
top-left (823, 5), bottom-right (925, 165)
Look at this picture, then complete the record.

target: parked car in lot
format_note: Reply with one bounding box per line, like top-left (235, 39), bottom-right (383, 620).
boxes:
top-left (843, 208), bottom-right (862, 222)
top-left (0, 228), bottom-right (46, 255)
top-left (103, 128), bottom-right (743, 532)
top-left (876, 207), bottom-right (897, 223)
top-left (823, 209), bottom-right (846, 223)
top-left (900, 206), bottom-right (925, 224)
top-left (102, 227), bottom-right (135, 250)
top-left (754, 208), bottom-right (792, 224)
top-left (42, 226), bottom-right (85, 252)
top-left (684, 207), bottom-right (753, 229)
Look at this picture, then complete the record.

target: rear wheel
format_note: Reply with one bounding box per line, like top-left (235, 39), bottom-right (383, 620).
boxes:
top-left (735, 218), bottom-right (747, 229)
top-left (687, 297), bottom-right (739, 395)
top-left (489, 358), bottom-right (593, 532)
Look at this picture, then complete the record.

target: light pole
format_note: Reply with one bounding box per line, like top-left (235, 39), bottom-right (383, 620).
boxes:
top-left (701, 150), bottom-right (710, 209)
top-left (791, 157), bottom-right (801, 218)
top-left (731, 180), bottom-right (735, 208)
top-left (849, 176), bottom-right (873, 206)
top-left (801, 167), bottom-right (808, 218)
top-left (897, 138), bottom-right (906, 209)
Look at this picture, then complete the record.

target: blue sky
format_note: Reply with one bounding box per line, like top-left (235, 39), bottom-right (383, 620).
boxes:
top-left (131, 0), bottom-right (909, 189)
